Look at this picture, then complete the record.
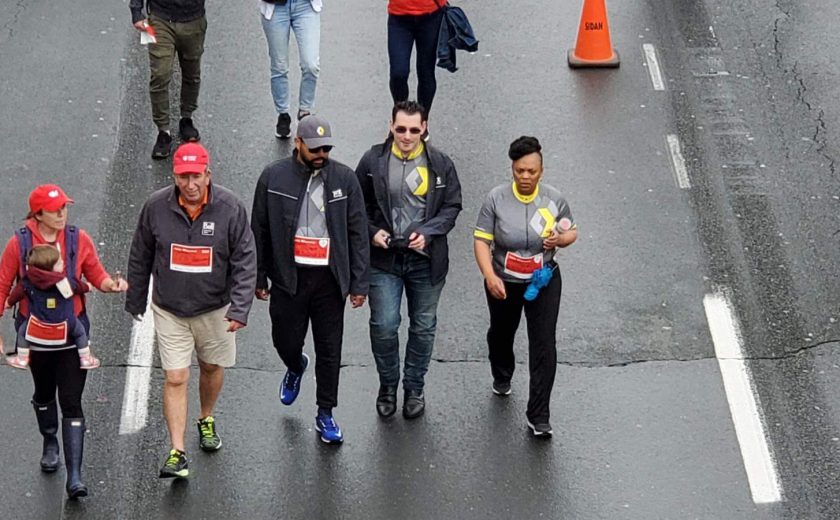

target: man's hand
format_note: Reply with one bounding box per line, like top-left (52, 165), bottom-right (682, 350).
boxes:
top-left (133, 19), bottom-right (148, 31)
top-left (408, 232), bottom-right (426, 251)
top-left (255, 288), bottom-right (270, 301)
top-left (349, 294), bottom-right (366, 308)
top-left (485, 275), bottom-right (507, 300)
top-left (226, 319), bottom-right (246, 332)
top-left (372, 229), bottom-right (390, 249)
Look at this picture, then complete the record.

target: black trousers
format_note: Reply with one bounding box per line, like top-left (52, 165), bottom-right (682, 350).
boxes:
top-left (485, 273), bottom-right (562, 423)
top-left (387, 9), bottom-right (444, 115)
top-left (269, 267), bottom-right (345, 409)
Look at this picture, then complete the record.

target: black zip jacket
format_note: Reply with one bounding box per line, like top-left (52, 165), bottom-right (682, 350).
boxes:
top-left (125, 183), bottom-right (257, 324)
top-left (252, 154), bottom-right (370, 297)
top-left (355, 139), bottom-right (462, 285)
top-left (130, 0), bottom-right (205, 24)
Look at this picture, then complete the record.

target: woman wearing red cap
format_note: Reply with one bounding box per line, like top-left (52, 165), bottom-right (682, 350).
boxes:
top-left (0, 184), bottom-right (127, 499)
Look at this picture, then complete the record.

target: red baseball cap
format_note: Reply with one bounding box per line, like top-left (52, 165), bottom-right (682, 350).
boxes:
top-left (172, 142), bottom-right (210, 175)
top-left (29, 184), bottom-right (74, 213)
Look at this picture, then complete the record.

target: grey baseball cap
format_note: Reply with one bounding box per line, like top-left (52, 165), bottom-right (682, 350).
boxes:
top-left (296, 115), bottom-right (335, 148)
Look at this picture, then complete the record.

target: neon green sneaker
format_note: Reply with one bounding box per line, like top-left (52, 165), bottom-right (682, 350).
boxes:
top-left (197, 416), bottom-right (222, 452)
top-left (159, 449), bottom-right (188, 479)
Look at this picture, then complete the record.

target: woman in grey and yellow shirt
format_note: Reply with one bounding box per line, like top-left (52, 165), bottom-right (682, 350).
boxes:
top-left (473, 136), bottom-right (577, 438)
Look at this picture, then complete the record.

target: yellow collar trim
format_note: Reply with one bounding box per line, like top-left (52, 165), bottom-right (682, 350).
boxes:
top-left (391, 141), bottom-right (425, 161)
top-left (512, 182), bottom-right (539, 203)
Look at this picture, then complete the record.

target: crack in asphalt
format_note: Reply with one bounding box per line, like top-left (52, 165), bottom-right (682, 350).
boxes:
top-left (97, 340), bottom-right (840, 372)
top-left (771, 1), bottom-right (838, 178)
top-left (0, 0), bottom-right (26, 42)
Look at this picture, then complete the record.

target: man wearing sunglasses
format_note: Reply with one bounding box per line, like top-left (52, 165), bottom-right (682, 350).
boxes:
top-left (251, 115), bottom-right (369, 444)
top-left (355, 100), bottom-right (462, 420)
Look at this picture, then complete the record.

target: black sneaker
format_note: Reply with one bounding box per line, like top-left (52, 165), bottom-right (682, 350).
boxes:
top-left (159, 449), bottom-right (189, 479)
top-left (297, 110), bottom-right (311, 121)
top-left (527, 421), bottom-right (553, 438)
top-left (275, 113), bottom-right (292, 139)
top-left (152, 131), bottom-right (172, 160)
top-left (179, 117), bottom-right (200, 142)
top-left (492, 380), bottom-right (511, 396)
top-left (197, 416), bottom-right (222, 452)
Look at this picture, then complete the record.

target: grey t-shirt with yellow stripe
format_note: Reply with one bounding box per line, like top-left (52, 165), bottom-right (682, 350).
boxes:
top-left (388, 142), bottom-right (429, 240)
top-left (474, 182), bottom-right (575, 283)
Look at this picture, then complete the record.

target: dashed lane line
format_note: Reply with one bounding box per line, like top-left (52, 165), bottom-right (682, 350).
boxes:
top-left (666, 134), bottom-right (691, 189)
top-left (704, 291), bottom-right (783, 504)
top-left (642, 43), bottom-right (666, 91)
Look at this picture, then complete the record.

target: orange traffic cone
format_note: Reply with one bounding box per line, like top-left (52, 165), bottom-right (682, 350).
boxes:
top-left (568, 0), bottom-right (620, 68)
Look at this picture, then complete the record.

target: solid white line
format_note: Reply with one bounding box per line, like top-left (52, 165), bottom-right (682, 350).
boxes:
top-left (642, 44), bottom-right (665, 91)
top-left (118, 287), bottom-right (155, 435)
top-left (704, 292), bottom-right (783, 504)
top-left (666, 134), bottom-right (691, 189)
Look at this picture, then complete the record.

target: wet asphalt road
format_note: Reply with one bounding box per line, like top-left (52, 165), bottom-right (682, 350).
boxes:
top-left (1, 0), bottom-right (840, 518)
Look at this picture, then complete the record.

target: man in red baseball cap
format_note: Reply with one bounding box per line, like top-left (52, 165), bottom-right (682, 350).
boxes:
top-left (27, 185), bottom-right (74, 219)
top-left (127, 141), bottom-right (257, 479)
top-left (172, 142), bottom-right (211, 210)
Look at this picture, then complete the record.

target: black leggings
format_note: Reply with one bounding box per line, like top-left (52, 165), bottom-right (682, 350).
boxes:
top-left (29, 349), bottom-right (87, 418)
top-left (19, 313), bottom-right (90, 419)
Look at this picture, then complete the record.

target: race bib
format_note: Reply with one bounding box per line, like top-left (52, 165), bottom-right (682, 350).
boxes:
top-left (294, 236), bottom-right (330, 266)
top-left (170, 244), bottom-right (213, 273)
top-left (25, 316), bottom-right (69, 346)
top-left (503, 252), bottom-right (543, 279)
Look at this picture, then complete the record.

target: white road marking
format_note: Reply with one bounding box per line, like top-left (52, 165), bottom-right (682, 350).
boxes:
top-left (704, 291), bottom-right (783, 504)
top-left (642, 44), bottom-right (665, 91)
top-left (666, 134), bottom-right (691, 189)
top-left (119, 288), bottom-right (155, 435)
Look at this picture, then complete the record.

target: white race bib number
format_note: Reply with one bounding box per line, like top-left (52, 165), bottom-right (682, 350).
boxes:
top-left (170, 244), bottom-right (213, 273)
top-left (294, 236), bottom-right (330, 266)
top-left (25, 316), bottom-right (69, 346)
top-left (503, 252), bottom-right (543, 280)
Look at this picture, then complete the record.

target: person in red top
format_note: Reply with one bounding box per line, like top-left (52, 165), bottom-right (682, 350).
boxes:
top-left (0, 184), bottom-right (127, 499)
top-left (387, 0), bottom-right (445, 131)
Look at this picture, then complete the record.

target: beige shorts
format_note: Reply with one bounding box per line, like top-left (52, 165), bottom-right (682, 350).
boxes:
top-left (151, 302), bottom-right (236, 370)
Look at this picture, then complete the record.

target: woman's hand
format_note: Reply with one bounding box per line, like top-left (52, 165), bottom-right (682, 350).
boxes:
top-left (102, 272), bottom-right (128, 293)
top-left (485, 275), bottom-right (507, 300)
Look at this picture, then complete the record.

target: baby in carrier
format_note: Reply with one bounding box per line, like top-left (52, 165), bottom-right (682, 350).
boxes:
top-left (5, 244), bottom-right (99, 370)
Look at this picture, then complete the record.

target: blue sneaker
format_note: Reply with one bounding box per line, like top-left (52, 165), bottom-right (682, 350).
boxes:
top-left (280, 353), bottom-right (309, 406)
top-left (315, 411), bottom-right (344, 444)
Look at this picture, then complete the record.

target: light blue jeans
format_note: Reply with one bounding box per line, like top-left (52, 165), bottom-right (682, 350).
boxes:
top-left (369, 254), bottom-right (445, 392)
top-left (261, 0), bottom-right (320, 115)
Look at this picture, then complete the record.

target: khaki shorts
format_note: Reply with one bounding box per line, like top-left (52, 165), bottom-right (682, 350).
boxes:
top-left (151, 302), bottom-right (236, 370)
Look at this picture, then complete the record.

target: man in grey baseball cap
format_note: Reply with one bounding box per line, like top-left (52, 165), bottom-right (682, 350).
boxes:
top-left (252, 114), bottom-right (370, 445)
top-left (296, 115), bottom-right (335, 150)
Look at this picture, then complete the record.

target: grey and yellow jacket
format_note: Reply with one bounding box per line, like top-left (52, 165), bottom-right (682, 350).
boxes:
top-left (125, 183), bottom-right (257, 324)
top-left (251, 153), bottom-right (370, 297)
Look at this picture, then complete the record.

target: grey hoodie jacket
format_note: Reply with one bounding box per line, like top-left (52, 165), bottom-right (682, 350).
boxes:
top-left (126, 183), bottom-right (257, 324)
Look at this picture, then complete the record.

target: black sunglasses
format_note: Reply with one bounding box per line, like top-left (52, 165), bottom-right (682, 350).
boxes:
top-left (394, 126), bottom-right (423, 135)
top-left (308, 145), bottom-right (333, 154)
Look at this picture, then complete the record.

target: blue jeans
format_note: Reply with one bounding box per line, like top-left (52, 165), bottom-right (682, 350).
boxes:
top-left (261, 0), bottom-right (320, 114)
top-left (369, 254), bottom-right (445, 392)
